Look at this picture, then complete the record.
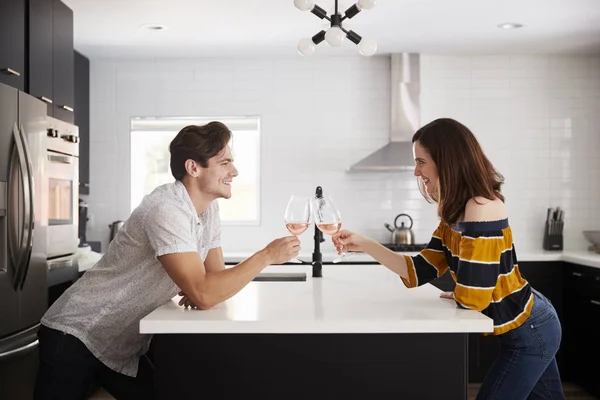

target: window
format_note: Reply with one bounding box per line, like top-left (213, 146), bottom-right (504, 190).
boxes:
top-left (130, 116), bottom-right (261, 225)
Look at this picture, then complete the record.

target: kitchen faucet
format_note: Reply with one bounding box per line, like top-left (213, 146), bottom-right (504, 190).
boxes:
top-left (312, 186), bottom-right (325, 278)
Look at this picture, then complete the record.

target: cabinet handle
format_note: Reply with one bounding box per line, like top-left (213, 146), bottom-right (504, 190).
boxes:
top-left (591, 300), bottom-right (600, 307)
top-left (61, 105), bottom-right (74, 112)
top-left (1, 67), bottom-right (21, 76)
top-left (572, 272), bottom-right (583, 277)
top-left (40, 96), bottom-right (53, 104)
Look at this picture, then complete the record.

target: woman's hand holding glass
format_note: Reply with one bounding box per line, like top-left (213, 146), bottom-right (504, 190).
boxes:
top-left (312, 196), bottom-right (356, 263)
top-left (332, 230), bottom-right (368, 257)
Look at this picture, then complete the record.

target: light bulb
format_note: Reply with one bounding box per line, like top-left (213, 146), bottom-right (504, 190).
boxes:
top-left (325, 27), bottom-right (345, 47)
top-left (294, 0), bottom-right (314, 11)
top-left (358, 0), bottom-right (376, 9)
top-left (358, 38), bottom-right (377, 56)
top-left (297, 38), bottom-right (316, 56)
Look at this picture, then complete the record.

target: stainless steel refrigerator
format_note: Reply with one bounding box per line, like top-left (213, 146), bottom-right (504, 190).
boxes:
top-left (0, 82), bottom-right (48, 399)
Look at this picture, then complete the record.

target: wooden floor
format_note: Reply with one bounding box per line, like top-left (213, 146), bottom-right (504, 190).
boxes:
top-left (468, 382), bottom-right (598, 400)
top-left (89, 382), bottom-right (598, 399)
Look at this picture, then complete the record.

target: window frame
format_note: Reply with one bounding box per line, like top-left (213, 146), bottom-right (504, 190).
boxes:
top-left (129, 116), bottom-right (262, 226)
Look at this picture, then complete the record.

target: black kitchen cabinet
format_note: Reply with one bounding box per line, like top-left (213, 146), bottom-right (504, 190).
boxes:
top-left (26, 0), bottom-right (75, 122)
top-left (75, 50), bottom-right (90, 194)
top-left (468, 261), bottom-right (565, 383)
top-left (563, 263), bottom-right (600, 398)
top-left (52, 0), bottom-right (74, 123)
top-left (0, 0), bottom-right (26, 90)
top-left (27, 0), bottom-right (54, 115)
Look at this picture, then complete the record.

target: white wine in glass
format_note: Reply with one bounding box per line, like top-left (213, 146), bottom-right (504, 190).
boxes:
top-left (284, 195), bottom-right (311, 263)
top-left (313, 196), bottom-right (354, 263)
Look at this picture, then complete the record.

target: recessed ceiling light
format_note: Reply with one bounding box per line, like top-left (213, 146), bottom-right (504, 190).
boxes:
top-left (497, 22), bottom-right (524, 30)
top-left (140, 24), bottom-right (167, 31)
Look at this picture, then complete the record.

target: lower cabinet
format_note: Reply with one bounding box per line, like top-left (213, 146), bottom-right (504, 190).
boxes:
top-left (464, 261), bottom-right (564, 383)
top-left (562, 262), bottom-right (600, 397)
top-left (229, 258), bottom-right (597, 395)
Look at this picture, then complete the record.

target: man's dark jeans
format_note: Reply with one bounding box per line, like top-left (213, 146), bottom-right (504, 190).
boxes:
top-left (33, 325), bottom-right (154, 400)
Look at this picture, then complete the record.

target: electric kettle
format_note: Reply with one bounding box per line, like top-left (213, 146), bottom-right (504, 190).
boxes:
top-left (384, 213), bottom-right (415, 245)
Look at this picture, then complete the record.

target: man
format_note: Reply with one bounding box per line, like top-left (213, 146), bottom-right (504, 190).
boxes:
top-left (34, 122), bottom-right (300, 399)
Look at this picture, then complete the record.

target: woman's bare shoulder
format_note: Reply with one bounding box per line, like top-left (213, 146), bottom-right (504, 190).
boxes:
top-left (463, 197), bottom-right (506, 222)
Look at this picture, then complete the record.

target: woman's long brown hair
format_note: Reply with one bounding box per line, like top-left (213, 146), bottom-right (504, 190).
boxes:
top-left (412, 118), bottom-right (505, 225)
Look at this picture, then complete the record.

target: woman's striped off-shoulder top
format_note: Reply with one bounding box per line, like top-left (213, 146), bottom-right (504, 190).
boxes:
top-left (401, 218), bottom-right (534, 335)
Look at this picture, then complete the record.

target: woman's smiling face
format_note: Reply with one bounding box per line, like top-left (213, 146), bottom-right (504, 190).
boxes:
top-left (413, 140), bottom-right (439, 195)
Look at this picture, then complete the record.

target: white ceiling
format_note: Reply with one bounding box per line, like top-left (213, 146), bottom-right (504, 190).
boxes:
top-left (64, 0), bottom-right (600, 59)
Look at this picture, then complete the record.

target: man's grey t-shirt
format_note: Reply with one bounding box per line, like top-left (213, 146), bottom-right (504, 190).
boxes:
top-left (42, 180), bottom-right (221, 377)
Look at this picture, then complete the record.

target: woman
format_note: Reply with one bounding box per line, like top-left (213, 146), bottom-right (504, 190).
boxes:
top-left (333, 118), bottom-right (565, 400)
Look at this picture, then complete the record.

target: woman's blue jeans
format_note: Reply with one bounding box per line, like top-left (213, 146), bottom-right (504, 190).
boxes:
top-left (476, 288), bottom-right (566, 400)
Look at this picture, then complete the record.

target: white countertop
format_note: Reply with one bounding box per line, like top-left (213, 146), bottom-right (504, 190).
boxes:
top-left (561, 252), bottom-right (600, 269)
top-left (140, 264), bottom-right (494, 335)
top-left (223, 250), bottom-right (600, 269)
top-left (75, 247), bottom-right (103, 272)
top-left (77, 249), bottom-right (600, 273)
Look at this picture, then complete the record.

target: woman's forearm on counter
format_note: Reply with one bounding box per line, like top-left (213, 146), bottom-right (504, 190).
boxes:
top-left (361, 239), bottom-right (409, 280)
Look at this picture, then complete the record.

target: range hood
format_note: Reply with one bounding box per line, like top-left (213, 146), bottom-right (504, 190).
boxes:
top-left (347, 53), bottom-right (420, 172)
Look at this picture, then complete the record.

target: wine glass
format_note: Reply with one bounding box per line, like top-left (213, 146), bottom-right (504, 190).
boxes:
top-left (312, 196), bottom-right (354, 263)
top-left (284, 195), bottom-right (312, 263)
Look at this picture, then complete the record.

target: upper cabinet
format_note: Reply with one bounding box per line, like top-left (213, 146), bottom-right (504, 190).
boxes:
top-left (52, 0), bottom-right (74, 123)
top-left (75, 51), bottom-right (90, 194)
top-left (0, 0), bottom-right (76, 123)
top-left (0, 0), bottom-right (26, 90)
top-left (28, 0), bottom-right (54, 115)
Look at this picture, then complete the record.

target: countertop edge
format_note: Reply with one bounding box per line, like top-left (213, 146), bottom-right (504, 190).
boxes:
top-left (78, 251), bottom-right (600, 273)
top-left (139, 320), bottom-right (494, 335)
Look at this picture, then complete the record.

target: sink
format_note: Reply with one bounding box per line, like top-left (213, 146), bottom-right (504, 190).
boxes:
top-left (253, 272), bottom-right (307, 282)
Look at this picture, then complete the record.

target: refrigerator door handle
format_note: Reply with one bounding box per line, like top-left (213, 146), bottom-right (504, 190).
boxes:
top-left (0, 339), bottom-right (39, 360)
top-left (7, 123), bottom-right (25, 284)
top-left (17, 124), bottom-right (35, 289)
top-left (8, 122), bottom-right (32, 289)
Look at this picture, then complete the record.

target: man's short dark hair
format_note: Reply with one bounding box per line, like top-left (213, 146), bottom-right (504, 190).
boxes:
top-left (169, 121), bottom-right (232, 181)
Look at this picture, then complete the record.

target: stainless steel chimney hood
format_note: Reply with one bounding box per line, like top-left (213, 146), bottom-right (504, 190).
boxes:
top-left (347, 53), bottom-right (420, 172)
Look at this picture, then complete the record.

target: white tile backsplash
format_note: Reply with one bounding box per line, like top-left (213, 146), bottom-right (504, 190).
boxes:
top-left (84, 54), bottom-right (600, 255)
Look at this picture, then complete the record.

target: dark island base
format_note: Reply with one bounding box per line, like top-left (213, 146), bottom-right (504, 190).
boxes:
top-left (151, 333), bottom-right (468, 400)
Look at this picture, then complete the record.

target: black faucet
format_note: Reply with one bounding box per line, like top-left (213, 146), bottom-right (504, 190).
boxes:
top-left (312, 186), bottom-right (325, 278)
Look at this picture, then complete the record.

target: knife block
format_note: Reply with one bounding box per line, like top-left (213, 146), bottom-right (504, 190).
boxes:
top-left (543, 222), bottom-right (563, 251)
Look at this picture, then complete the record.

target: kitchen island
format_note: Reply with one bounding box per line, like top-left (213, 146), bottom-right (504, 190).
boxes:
top-left (140, 264), bottom-right (493, 399)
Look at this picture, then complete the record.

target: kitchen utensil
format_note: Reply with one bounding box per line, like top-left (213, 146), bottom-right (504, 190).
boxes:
top-left (543, 207), bottom-right (564, 250)
top-left (385, 213), bottom-right (415, 245)
top-left (583, 231), bottom-right (600, 253)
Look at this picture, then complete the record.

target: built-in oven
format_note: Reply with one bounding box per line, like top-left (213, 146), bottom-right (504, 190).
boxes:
top-left (44, 117), bottom-right (79, 287)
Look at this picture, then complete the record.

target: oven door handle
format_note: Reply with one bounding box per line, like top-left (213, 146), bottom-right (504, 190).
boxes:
top-left (16, 124), bottom-right (35, 289)
top-left (48, 153), bottom-right (73, 164)
top-left (46, 254), bottom-right (77, 270)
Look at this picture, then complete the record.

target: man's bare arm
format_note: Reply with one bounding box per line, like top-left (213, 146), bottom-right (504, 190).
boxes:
top-left (204, 247), bottom-right (226, 273)
top-left (159, 237), bottom-right (299, 309)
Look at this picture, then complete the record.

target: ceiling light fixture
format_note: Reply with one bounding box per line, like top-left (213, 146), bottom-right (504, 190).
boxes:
top-left (497, 22), bottom-right (523, 30)
top-left (295, 0), bottom-right (378, 56)
top-left (140, 24), bottom-right (167, 31)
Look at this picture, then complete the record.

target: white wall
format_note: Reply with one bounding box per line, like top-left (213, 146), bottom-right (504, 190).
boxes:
top-left (84, 54), bottom-right (600, 255)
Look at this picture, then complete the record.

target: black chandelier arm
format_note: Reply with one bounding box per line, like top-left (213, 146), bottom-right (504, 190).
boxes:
top-left (311, 30), bottom-right (326, 45)
top-left (338, 24), bottom-right (350, 35)
top-left (346, 29), bottom-right (362, 44)
top-left (311, 4), bottom-right (330, 21)
top-left (342, 4), bottom-right (361, 21)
